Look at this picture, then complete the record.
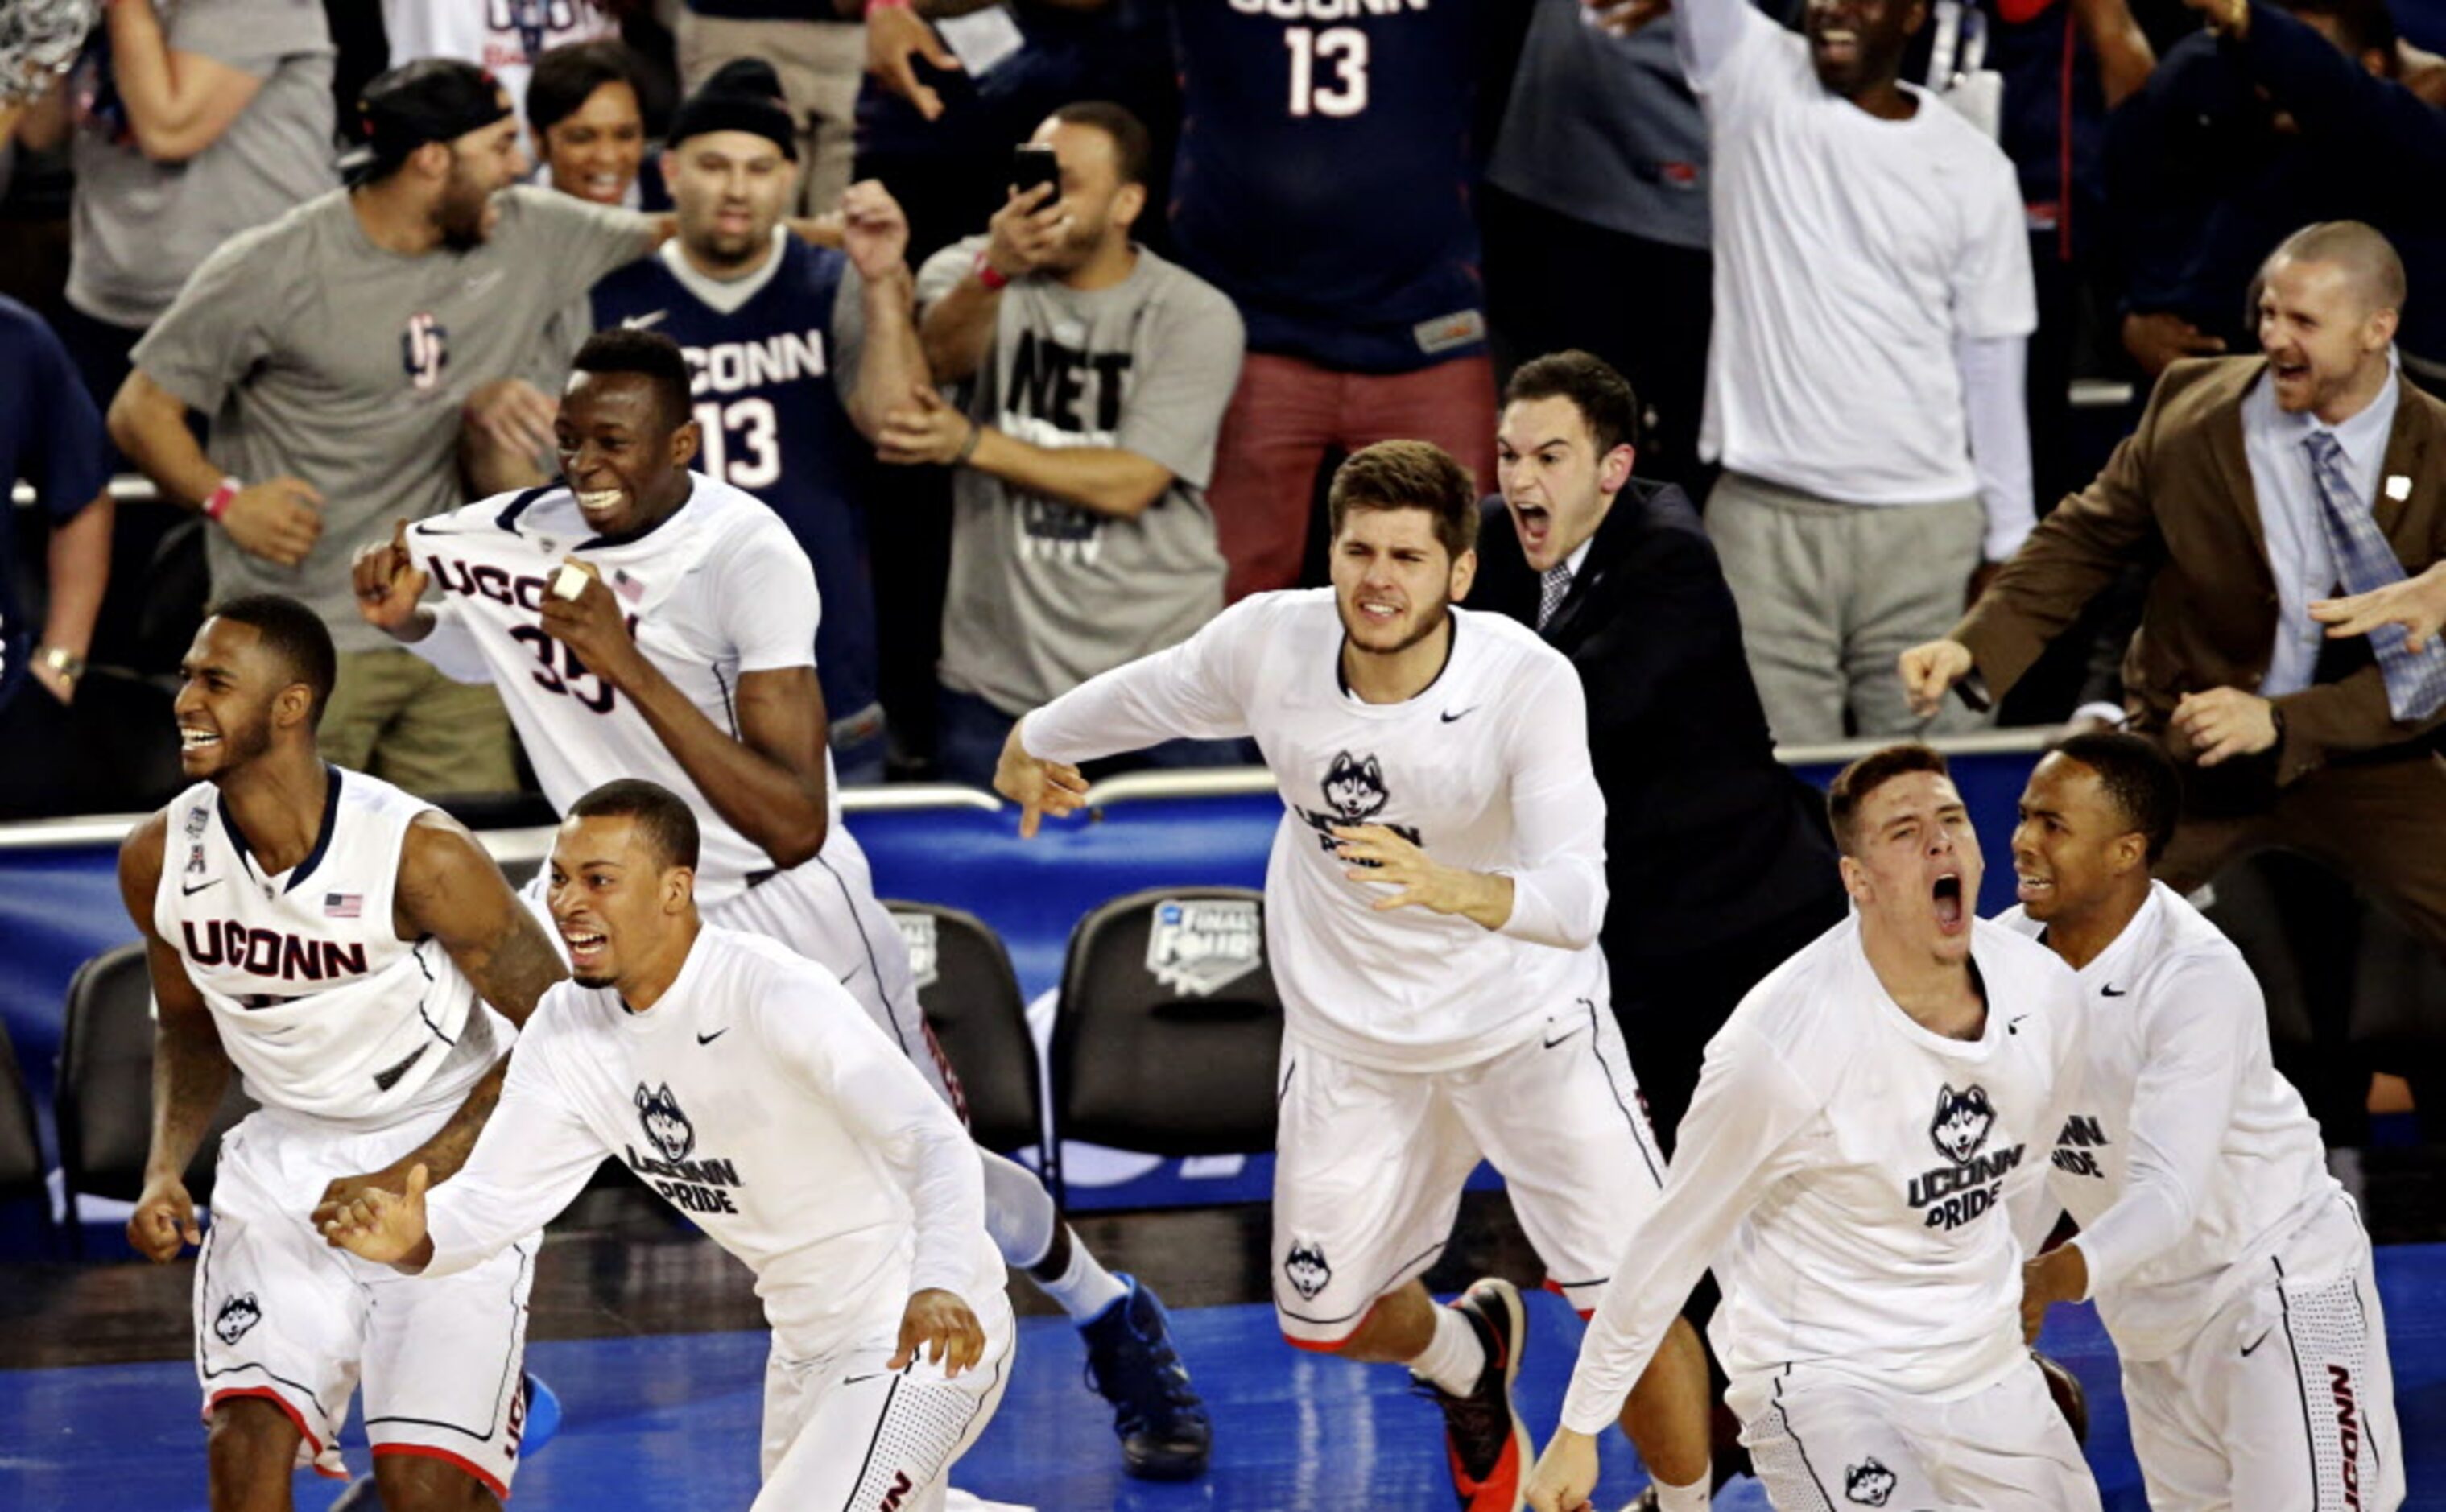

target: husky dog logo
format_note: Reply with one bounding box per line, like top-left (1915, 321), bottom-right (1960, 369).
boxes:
top-left (213, 1293), bottom-right (262, 1345)
top-left (635, 1082), bottom-right (696, 1163)
top-left (1321, 751), bottom-right (1390, 821)
top-left (1147, 899), bottom-right (1263, 998)
top-left (1284, 1241), bottom-right (1332, 1301)
top-left (1930, 1084), bottom-right (1995, 1165)
top-left (1845, 1458), bottom-right (1897, 1506)
top-left (892, 911), bottom-right (941, 992)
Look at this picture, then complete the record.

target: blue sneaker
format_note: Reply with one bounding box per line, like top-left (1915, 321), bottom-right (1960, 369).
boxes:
top-left (1078, 1273), bottom-right (1212, 1480)
top-left (519, 1372), bottom-right (563, 1461)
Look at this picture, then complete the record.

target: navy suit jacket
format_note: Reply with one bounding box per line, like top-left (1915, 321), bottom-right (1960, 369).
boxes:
top-left (1472, 485), bottom-right (1842, 965)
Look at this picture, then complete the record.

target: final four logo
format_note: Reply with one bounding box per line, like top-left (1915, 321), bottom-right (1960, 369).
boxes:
top-left (1146, 898), bottom-right (1262, 998)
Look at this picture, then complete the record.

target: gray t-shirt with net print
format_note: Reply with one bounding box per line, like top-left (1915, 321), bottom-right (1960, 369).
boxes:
top-left (918, 237), bottom-right (1243, 714)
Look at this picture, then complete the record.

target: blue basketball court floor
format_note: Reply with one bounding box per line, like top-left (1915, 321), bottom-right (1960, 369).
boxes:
top-left (6, 1238), bottom-right (2440, 1510)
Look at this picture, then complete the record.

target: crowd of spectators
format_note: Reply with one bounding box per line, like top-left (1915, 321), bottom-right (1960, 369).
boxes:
top-left (4, 0), bottom-right (2446, 896)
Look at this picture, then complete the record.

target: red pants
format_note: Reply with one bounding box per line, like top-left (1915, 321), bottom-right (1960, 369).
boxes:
top-left (1208, 352), bottom-right (1498, 601)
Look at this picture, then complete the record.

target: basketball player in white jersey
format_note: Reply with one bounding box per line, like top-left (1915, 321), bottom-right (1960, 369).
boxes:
top-left (118, 594), bottom-right (569, 1510)
top-left (318, 780), bottom-right (1013, 1512)
top-left (1523, 744), bottom-right (2101, 1512)
top-left (2003, 732), bottom-right (2403, 1510)
top-left (991, 440), bottom-right (1715, 1512)
top-left (348, 328), bottom-right (1209, 1477)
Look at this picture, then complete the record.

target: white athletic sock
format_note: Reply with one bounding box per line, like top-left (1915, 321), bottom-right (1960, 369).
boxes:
top-left (1043, 1233), bottom-right (1131, 1323)
top-left (1411, 1304), bottom-right (1489, 1396)
top-left (1650, 1469), bottom-right (1710, 1512)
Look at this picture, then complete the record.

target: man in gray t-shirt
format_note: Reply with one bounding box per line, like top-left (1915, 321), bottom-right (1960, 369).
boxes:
top-left (113, 59), bottom-right (662, 795)
top-left (64, 0), bottom-right (338, 350)
top-left (886, 101), bottom-right (1245, 787)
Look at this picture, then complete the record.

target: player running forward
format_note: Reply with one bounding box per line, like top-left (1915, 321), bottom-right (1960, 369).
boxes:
top-left (993, 440), bottom-right (1716, 1512)
top-left (319, 780), bottom-right (1012, 1511)
top-left (122, 594), bottom-right (568, 1509)
top-left (349, 328), bottom-right (1208, 1478)
top-left (2004, 733), bottom-right (2404, 1510)
top-left (1527, 744), bottom-right (2100, 1512)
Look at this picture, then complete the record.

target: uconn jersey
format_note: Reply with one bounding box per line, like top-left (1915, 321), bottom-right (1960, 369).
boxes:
top-left (1560, 918), bottom-right (2086, 1431)
top-left (1170, 0), bottom-right (1486, 370)
top-left (590, 234), bottom-right (882, 729)
top-left (405, 474), bottom-right (836, 907)
top-left (155, 767), bottom-right (498, 1126)
top-left (1024, 591), bottom-right (1609, 1070)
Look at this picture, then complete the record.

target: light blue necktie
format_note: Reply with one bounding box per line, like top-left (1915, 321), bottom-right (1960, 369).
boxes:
top-left (2303, 431), bottom-right (2446, 721)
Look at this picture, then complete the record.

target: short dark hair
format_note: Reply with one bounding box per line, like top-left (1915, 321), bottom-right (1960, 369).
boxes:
top-left (571, 328), bottom-right (693, 432)
top-left (1828, 742), bottom-right (1952, 856)
top-left (1504, 350), bottom-right (1642, 459)
top-left (527, 41), bottom-right (640, 139)
top-left (2047, 732), bottom-right (2181, 865)
top-left (568, 779), bottom-right (700, 870)
top-left (1327, 440), bottom-right (1479, 562)
top-left (1048, 101), bottom-right (1152, 188)
top-left (208, 593), bottom-right (337, 723)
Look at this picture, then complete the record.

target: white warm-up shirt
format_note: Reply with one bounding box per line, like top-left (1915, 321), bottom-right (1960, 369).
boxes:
top-left (1559, 917), bottom-right (2084, 1432)
top-left (1681, 0), bottom-right (2035, 536)
top-left (155, 766), bottom-right (505, 1127)
top-left (1023, 591), bottom-right (1609, 1072)
top-left (422, 927), bottom-right (1002, 1354)
top-left (1998, 884), bottom-right (2347, 1361)
top-left (403, 474), bottom-right (843, 908)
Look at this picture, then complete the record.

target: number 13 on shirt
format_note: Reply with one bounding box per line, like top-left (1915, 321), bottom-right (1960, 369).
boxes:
top-left (1286, 27), bottom-right (1368, 118)
top-left (694, 398), bottom-right (781, 491)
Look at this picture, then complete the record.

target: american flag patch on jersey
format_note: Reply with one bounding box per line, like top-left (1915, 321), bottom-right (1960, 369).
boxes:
top-left (612, 568), bottom-right (644, 602)
top-left (324, 892), bottom-right (362, 919)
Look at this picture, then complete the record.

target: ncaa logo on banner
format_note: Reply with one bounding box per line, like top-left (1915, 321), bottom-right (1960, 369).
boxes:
top-left (1145, 898), bottom-right (1262, 998)
top-left (892, 911), bottom-right (940, 992)
top-left (401, 312), bottom-right (449, 392)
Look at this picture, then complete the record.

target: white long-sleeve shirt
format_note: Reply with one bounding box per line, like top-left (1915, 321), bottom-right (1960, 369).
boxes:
top-left (1024, 591), bottom-right (1609, 1072)
top-left (1560, 917), bottom-right (2084, 1433)
top-left (422, 927), bottom-right (1002, 1355)
top-left (1998, 883), bottom-right (2346, 1361)
top-left (1677, 0), bottom-right (2036, 539)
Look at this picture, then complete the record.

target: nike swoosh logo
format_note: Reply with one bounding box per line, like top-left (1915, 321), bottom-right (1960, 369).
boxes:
top-left (2101, 984), bottom-right (2128, 997)
top-left (696, 1028), bottom-right (729, 1045)
top-left (1440, 707), bottom-right (1477, 723)
top-left (2008, 1014), bottom-right (2030, 1035)
top-left (2241, 1328), bottom-right (2272, 1357)
top-left (182, 878), bottom-right (222, 896)
top-left (1542, 1025), bottom-right (1585, 1049)
top-left (621, 309), bottom-right (667, 331)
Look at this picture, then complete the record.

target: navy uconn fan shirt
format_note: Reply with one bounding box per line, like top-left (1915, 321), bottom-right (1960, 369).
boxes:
top-left (1169, 0), bottom-right (1485, 374)
top-left (591, 242), bottom-right (882, 729)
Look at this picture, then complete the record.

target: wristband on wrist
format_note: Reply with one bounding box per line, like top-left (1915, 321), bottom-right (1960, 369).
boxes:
top-left (954, 418), bottom-right (984, 466)
top-left (972, 248), bottom-right (1010, 291)
top-left (202, 477), bottom-right (242, 523)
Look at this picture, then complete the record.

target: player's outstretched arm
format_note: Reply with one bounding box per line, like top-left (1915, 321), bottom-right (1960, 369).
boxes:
top-left (1525, 1426), bottom-right (1602, 1512)
top-left (992, 716), bottom-right (1089, 837)
top-left (117, 813), bottom-right (235, 1263)
top-left (317, 815), bottom-right (572, 1212)
top-left (319, 1163), bottom-right (436, 1271)
top-left (889, 1288), bottom-right (988, 1378)
top-left (838, 180), bottom-right (932, 445)
top-left (2312, 560), bottom-right (2446, 653)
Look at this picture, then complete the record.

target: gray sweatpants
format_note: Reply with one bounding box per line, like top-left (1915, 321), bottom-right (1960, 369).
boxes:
top-left (1707, 471), bottom-right (1988, 746)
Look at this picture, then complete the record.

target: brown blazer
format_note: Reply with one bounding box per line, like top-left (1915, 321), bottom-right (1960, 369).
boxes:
top-left (1953, 355), bottom-right (2446, 787)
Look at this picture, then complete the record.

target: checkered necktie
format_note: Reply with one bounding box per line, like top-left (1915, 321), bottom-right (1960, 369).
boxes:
top-left (2303, 431), bottom-right (2446, 721)
top-left (1537, 564), bottom-right (1572, 632)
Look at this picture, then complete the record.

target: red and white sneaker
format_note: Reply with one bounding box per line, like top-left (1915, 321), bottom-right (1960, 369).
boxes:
top-left (1415, 1277), bottom-right (1533, 1512)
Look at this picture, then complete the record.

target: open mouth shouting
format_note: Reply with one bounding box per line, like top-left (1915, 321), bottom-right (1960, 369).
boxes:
top-left (1513, 502), bottom-right (1552, 554)
top-left (561, 921), bottom-right (610, 973)
top-left (1932, 870), bottom-right (1968, 935)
